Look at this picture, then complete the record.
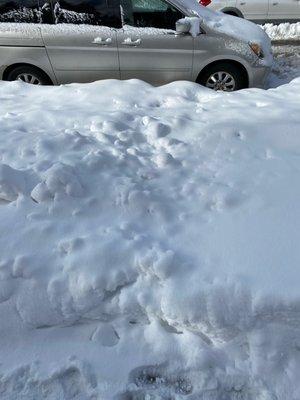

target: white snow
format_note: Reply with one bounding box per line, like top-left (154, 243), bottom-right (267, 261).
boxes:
top-left (269, 45), bottom-right (300, 88)
top-left (262, 22), bottom-right (300, 41)
top-left (92, 37), bottom-right (112, 44)
top-left (0, 77), bottom-right (300, 399)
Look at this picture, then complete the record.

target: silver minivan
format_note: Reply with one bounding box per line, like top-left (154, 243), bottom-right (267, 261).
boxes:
top-left (0, 0), bottom-right (272, 91)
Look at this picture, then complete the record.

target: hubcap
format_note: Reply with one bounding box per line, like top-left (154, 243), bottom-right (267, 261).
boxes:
top-left (16, 73), bottom-right (41, 85)
top-left (206, 71), bottom-right (236, 92)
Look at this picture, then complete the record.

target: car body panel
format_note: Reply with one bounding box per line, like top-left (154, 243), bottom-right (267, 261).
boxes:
top-left (268, 0), bottom-right (300, 20)
top-left (0, 23), bottom-right (44, 46)
top-left (237, 0), bottom-right (269, 20)
top-left (208, 0), bottom-right (300, 22)
top-left (117, 28), bottom-right (194, 85)
top-left (0, 44), bottom-right (57, 83)
top-left (40, 25), bottom-right (120, 84)
top-left (192, 31), bottom-right (270, 87)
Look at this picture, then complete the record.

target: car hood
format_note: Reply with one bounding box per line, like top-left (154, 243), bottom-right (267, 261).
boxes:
top-left (173, 0), bottom-right (272, 52)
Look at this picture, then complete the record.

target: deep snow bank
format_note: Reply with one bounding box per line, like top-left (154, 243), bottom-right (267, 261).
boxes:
top-left (0, 78), bottom-right (300, 399)
top-left (262, 22), bottom-right (300, 41)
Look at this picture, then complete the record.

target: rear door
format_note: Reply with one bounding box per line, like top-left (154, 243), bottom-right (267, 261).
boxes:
top-left (236, 0), bottom-right (269, 21)
top-left (268, 0), bottom-right (300, 21)
top-left (117, 0), bottom-right (194, 86)
top-left (40, 0), bottom-right (121, 84)
top-left (0, 0), bottom-right (55, 82)
top-left (0, 0), bottom-right (43, 46)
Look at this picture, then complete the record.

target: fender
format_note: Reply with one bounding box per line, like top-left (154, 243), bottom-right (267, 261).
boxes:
top-left (0, 48), bottom-right (58, 84)
top-left (219, 7), bottom-right (244, 18)
top-left (193, 55), bottom-right (254, 87)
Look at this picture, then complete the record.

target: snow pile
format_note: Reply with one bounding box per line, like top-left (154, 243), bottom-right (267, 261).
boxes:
top-left (262, 22), bottom-right (300, 41)
top-left (0, 78), bottom-right (300, 399)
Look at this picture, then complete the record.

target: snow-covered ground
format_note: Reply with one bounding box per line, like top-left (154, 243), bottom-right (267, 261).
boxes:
top-left (0, 71), bottom-right (300, 399)
top-left (268, 44), bottom-right (300, 87)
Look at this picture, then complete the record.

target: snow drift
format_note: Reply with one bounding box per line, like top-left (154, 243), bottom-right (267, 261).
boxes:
top-left (0, 78), bottom-right (300, 399)
top-left (263, 22), bottom-right (300, 41)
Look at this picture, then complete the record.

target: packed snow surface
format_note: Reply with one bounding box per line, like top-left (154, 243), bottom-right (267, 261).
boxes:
top-left (263, 22), bottom-right (300, 41)
top-left (0, 78), bottom-right (300, 399)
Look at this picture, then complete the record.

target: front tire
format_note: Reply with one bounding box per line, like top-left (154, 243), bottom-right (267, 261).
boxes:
top-left (198, 62), bottom-right (247, 92)
top-left (6, 66), bottom-right (51, 85)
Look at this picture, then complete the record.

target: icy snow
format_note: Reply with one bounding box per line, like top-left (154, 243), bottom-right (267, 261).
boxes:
top-left (0, 78), bottom-right (300, 399)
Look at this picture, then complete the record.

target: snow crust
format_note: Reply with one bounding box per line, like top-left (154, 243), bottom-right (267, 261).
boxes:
top-left (0, 78), bottom-right (300, 399)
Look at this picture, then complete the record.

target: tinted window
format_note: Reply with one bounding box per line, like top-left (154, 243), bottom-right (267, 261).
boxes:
top-left (53, 0), bottom-right (121, 27)
top-left (40, 1), bottom-right (54, 23)
top-left (121, 0), bottom-right (183, 29)
top-left (0, 0), bottom-right (41, 22)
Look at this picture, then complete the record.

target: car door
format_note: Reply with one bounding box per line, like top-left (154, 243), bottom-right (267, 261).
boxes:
top-left (117, 0), bottom-right (194, 86)
top-left (40, 0), bottom-right (121, 84)
top-left (0, 0), bottom-right (44, 46)
top-left (0, 0), bottom-right (56, 83)
top-left (236, 0), bottom-right (269, 21)
top-left (268, 0), bottom-right (300, 21)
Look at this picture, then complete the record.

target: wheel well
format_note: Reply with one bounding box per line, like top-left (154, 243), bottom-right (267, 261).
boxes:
top-left (2, 63), bottom-right (53, 84)
top-left (197, 60), bottom-right (249, 88)
top-left (223, 11), bottom-right (238, 16)
top-left (220, 7), bottom-right (244, 18)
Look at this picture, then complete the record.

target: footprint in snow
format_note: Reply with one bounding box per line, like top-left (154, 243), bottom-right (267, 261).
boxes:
top-left (90, 323), bottom-right (120, 347)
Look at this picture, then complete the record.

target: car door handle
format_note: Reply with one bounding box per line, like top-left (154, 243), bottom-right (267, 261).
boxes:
top-left (272, 1), bottom-right (278, 4)
top-left (92, 37), bottom-right (112, 45)
top-left (121, 38), bottom-right (141, 46)
top-left (240, 1), bottom-right (246, 4)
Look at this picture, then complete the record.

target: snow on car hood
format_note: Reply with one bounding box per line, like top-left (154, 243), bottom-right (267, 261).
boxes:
top-left (173, 0), bottom-right (272, 57)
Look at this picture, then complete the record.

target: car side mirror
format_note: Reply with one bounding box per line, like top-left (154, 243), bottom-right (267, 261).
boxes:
top-left (175, 18), bottom-right (201, 37)
top-left (175, 19), bottom-right (191, 35)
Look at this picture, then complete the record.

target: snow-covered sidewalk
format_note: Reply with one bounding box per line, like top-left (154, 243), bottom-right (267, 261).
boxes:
top-left (0, 78), bottom-right (300, 399)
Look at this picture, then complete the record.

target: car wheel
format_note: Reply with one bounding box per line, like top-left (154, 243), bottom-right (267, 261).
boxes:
top-left (198, 62), bottom-right (247, 92)
top-left (6, 66), bottom-right (51, 85)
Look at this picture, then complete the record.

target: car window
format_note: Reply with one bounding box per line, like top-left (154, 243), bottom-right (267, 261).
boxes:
top-left (52, 0), bottom-right (121, 27)
top-left (0, 0), bottom-right (40, 22)
top-left (39, 1), bottom-right (54, 23)
top-left (120, 0), bottom-right (183, 29)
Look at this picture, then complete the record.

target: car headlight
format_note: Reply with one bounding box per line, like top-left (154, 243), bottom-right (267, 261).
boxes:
top-left (249, 43), bottom-right (264, 59)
